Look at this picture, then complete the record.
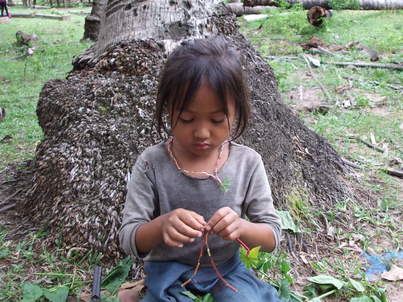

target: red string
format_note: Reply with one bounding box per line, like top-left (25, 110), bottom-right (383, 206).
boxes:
top-left (181, 233), bottom-right (250, 292)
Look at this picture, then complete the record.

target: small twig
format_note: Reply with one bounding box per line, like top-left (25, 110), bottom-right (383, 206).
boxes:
top-left (383, 168), bottom-right (403, 179)
top-left (342, 75), bottom-right (403, 91)
top-left (263, 55), bottom-right (300, 61)
top-left (328, 61), bottom-right (403, 71)
top-left (341, 157), bottom-right (360, 169)
top-left (0, 189), bottom-right (23, 206)
top-left (348, 135), bottom-right (385, 153)
top-left (33, 272), bottom-right (76, 276)
top-left (285, 233), bottom-right (298, 259)
top-left (0, 203), bottom-right (16, 213)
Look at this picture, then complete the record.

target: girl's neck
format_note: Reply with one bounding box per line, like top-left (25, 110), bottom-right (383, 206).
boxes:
top-left (167, 138), bottom-right (229, 178)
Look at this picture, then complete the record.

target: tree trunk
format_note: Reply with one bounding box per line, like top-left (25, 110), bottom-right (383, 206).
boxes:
top-left (19, 0), bottom-right (354, 263)
top-left (82, 0), bottom-right (107, 41)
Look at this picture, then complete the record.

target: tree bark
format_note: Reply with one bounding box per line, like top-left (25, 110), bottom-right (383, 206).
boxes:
top-left (20, 0), bottom-right (354, 263)
top-left (82, 0), bottom-right (107, 41)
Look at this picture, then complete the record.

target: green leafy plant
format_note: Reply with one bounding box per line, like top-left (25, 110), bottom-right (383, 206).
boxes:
top-left (182, 291), bottom-right (216, 302)
top-left (354, 96), bottom-right (371, 108)
top-left (219, 178), bottom-right (231, 192)
top-left (303, 274), bottom-right (387, 302)
top-left (21, 283), bottom-right (69, 302)
top-left (240, 247), bottom-right (303, 301)
top-left (101, 257), bottom-right (133, 295)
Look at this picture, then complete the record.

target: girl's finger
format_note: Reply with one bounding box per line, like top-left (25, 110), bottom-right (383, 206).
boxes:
top-left (217, 222), bottom-right (238, 240)
top-left (207, 207), bottom-right (231, 229)
top-left (165, 227), bottom-right (194, 245)
top-left (162, 232), bottom-right (185, 248)
top-left (212, 213), bottom-right (237, 234)
top-left (174, 218), bottom-right (203, 238)
top-left (180, 213), bottom-right (206, 232)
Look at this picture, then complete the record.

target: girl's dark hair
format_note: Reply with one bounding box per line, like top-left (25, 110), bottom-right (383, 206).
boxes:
top-left (155, 37), bottom-right (250, 140)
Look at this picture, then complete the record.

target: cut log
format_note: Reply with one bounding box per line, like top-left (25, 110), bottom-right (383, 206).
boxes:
top-left (11, 13), bottom-right (70, 20)
top-left (227, 2), bottom-right (276, 16)
top-left (243, 0), bottom-right (277, 6)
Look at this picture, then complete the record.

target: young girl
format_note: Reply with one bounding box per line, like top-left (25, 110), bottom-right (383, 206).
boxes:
top-left (119, 37), bottom-right (281, 302)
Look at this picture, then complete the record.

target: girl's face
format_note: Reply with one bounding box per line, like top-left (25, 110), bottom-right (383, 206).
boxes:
top-left (170, 83), bottom-right (236, 159)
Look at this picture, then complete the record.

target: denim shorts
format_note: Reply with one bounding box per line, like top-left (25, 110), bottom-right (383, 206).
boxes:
top-left (140, 253), bottom-right (280, 302)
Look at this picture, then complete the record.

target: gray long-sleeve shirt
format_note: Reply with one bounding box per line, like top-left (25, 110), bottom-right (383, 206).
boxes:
top-left (119, 141), bottom-right (281, 266)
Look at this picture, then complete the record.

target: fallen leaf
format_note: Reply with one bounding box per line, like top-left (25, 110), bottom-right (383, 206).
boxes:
top-left (0, 135), bottom-right (12, 143)
top-left (119, 279), bottom-right (144, 290)
top-left (381, 265), bottom-right (403, 281)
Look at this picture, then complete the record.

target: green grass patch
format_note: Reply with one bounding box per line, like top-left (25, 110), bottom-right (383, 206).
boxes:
top-left (240, 9), bottom-right (402, 302)
top-left (0, 226), bottom-right (93, 301)
top-left (0, 6), bottom-right (92, 169)
top-left (0, 5), bottom-right (402, 302)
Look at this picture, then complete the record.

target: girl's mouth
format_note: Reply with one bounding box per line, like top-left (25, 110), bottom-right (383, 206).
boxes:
top-left (194, 143), bottom-right (210, 150)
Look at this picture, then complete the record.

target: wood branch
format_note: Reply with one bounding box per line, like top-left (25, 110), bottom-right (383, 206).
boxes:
top-left (342, 76), bottom-right (403, 91)
top-left (383, 168), bottom-right (403, 179)
top-left (324, 61), bottom-right (403, 71)
top-left (348, 135), bottom-right (385, 153)
top-left (226, 2), bottom-right (275, 16)
top-left (0, 189), bottom-right (23, 206)
top-left (32, 5), bottom-right (51, 9)
top-left (11, 13), bottom-right (71, 20)
top-left (0, 203), bottom-right (16, 213)
top-left (264, 55), bottom-right (300, 61)
top-left (243, 0), bottom-right (276, 6)
top-left (342, 157), bottom-right (360, 169)
top-left (69, 10), bottom-right (90, 15)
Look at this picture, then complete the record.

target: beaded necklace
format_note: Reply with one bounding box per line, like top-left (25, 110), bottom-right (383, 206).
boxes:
top-left (167, 137), bottom-right (230, 191)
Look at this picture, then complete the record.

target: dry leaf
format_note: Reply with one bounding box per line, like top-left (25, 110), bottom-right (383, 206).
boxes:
top-left (120, 279), bottom-right (144, 290)
top-left (381, 265), bottom-right (403, 281)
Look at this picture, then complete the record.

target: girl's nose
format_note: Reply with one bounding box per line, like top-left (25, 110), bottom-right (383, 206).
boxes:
top-left (194, 124), bottom-right (210, 140)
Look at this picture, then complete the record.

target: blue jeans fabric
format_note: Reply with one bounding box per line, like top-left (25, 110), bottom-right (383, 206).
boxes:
top-left (140, 254), bottom-right (280, 302)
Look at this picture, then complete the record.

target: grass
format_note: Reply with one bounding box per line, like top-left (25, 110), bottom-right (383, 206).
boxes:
top-left (0, 6), bottom-right (92, 169)
top-left (240, 6), bottom-right (402, 302)
top-left (0, 226), bottom-right (93, 300)
top-left (0, 5), bottom-right (402, 302)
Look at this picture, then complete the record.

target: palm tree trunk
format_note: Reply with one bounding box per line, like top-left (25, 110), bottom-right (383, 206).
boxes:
top-left (23, 0), bottom-right (354, 263)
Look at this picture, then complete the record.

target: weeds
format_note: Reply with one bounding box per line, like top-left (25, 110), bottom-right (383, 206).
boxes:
top-left (0, 4), bottom-right (401, 302)
top-left (0, 6), bottom-right (92, 169)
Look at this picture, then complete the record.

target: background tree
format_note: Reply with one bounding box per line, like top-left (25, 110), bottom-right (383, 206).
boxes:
top-left (82, 0), bottom-right (107, 41)
top-left (18, 0), bottom-right (356, 263)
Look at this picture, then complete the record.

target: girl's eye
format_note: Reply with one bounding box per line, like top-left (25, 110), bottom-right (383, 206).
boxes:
top-left (211, 119), bottom-right (225, 124)
top-left (179, 117), bottom-right (193, 124)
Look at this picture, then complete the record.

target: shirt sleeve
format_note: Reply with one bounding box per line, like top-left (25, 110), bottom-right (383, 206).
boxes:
top-left (244, 155), bottom-right (282, 249)
top-left (119, 155), bottom-right (157, 259)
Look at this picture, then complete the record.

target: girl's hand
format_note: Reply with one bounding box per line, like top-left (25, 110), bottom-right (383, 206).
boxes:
top-left (160, 208), bottom-right (206, 248)
top-left (207, 207), bottom-right (244, 241)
